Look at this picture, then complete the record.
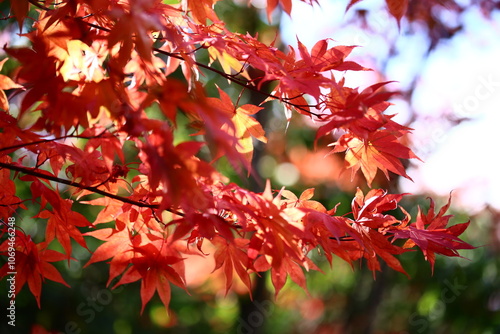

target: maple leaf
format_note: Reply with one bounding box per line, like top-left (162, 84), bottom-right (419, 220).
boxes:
top-left (0, 230), bottom-right (69, 308)
top-left (58, 40), bottom-right (106, 83)
top-left (84, 227), bottom-right (136, 286)
top-left (18, 178), bottom-right (93, 258)
top-left (386, 0), bottom-right (409, 27)
top-left (175, 82), bottom-right (248, 171)
top-left (302, 189), bottom-right (413, 276)
top-left (154, 79), bottom-right (192, 126)
top-left (35, 201), bottom-right (92, 259)
top-left (348, 188), bottom-right (411, 275)
top-left (4, 35), bottom-right (87, 133)
top-left (136, 126), bottom-right (207, 203)
top-left (186, 0), bottom-right (220, 24)
top-left (4, 38), bottom-right (62, 112)
top-left (351, 188), bottom-right (406, 229)
top-left (107, 0), bottom-right (181, 64)
top-left (329, 130), bottom-right (420, 187)
top-left (0, 157), bottom-right (26, 217)
top-left (263, 0), bottom-right (292, 21)
top-left (254, 254), bottom-right (320, 297)
top-left (315, 81), bottom-right (397, 141)
top-left (303, 210), bottom-right (364, 265)
top-left (298, 40), bottom-right (368, 73)
top-left (81, 126), bottom-right (126, 172)
top-left (212, 236), bottom-right (253, 296)
top-left (239, 182), bottom-right (307, 266)
top-left (203, 181), bottom-right (314, 295)
top-left (207, 88), bottom-right (267, 166)
top-left (346, 0), bottom-right (409, 24)
top-left (65, 149), bottom-right (110, 186)
top-left (8, 0), bottom-right (30, 31)
top-left (169, 210), bottom-right (237, 244)
top-left (353, 225), bottom-right (410, 276)
top-left (280, 188), bottom-right (327, 213)
top-left (0, 58), bottom-right (23, 111)
top-left (112, 233), bottom-right (188, 313)
top-left (208, 47), bottom-right (251, 80)
top-left (389, 196), bottom-right (475, 273)
top-left (85, 227), bottom-right (189, 312)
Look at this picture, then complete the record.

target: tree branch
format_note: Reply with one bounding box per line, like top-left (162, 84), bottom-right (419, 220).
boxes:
top-left (0, 161), bottom-right (185, 217)
top-left (0, 130), bottom-right (113, 154)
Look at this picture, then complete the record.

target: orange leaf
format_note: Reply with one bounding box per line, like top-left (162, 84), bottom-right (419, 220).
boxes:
top-left (386, 0), bottom-right (409, 26)
top-left (207, 88), bottom-right (266, 167)
top-left (330, 130), bottom-right (419, 187)
top-left (0, 58), bottom-right (23, 111)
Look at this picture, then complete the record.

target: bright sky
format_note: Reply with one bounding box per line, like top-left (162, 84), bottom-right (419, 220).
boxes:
top-left (280, 0), bottom-right (500, 213)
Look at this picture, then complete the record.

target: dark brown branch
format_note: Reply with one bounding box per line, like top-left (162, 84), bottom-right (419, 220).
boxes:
top-left (0, 201), bottom-right (25, 207)
top-left (0, 131), bottom-right (112, 154)
top-left (0, 161), bottom-right (185, 217)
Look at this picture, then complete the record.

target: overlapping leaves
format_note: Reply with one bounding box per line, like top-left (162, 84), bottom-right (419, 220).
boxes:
top-left (0, 0), bottom-right (475, 316)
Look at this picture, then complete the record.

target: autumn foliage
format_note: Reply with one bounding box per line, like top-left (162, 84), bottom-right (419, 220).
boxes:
top-left (0, 0), bottom-right (475, 315)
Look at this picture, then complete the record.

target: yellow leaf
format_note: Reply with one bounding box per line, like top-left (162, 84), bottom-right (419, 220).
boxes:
top-left (208, 47), bottom-right (250, 80)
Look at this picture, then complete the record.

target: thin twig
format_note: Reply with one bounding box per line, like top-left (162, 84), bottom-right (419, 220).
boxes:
top-left (0, 130), bottom-right (112, 154)
top-left (0, 162), bottom-right (185, 217)
top-left (70, 12), bottom-right (324, 117)
top-left (27, 0), bottom-right (51, 11)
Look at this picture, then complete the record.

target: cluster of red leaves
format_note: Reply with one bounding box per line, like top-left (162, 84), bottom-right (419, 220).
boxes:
top-left (0, 0), bottom-right (474, 315)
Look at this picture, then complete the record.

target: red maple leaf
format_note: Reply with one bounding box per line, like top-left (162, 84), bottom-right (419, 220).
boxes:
top-left (280, 188), bottom-right (327, 212)
top-left (7, 0), bottom-right (30, 30)
top-left (351, 188), bottom-right (406, 229)
top-left (386, 0), bottom-right (409, 26)
top-left (212, 235), bottom-right (253, 296)
top-left (0, 157), bottom-right (26, 217)
top-left (26, 179), bottom-right (92, 258)
top-left (206, 87), bottom-right (266, 166)
top-left (85, 228), bottom-right (187, 313)
top-left (329, 130), bottom-right (420, 186)
top-left (302, 189), bottom-right (413, 276)
top-left (254, 253), bottom-right (320, 297)
top-left (389, 195), bottom-right (475, 272)
top-left (0, 230), bottom-right (69, 307)
top-left (30, 324), bottom-right (60, 334)
top-left (346, 0), bottom-right (409, 25)
top-left (84, 227), bottom-right (133, 279)
top-left (112, 234), bottom-right (188, 313)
